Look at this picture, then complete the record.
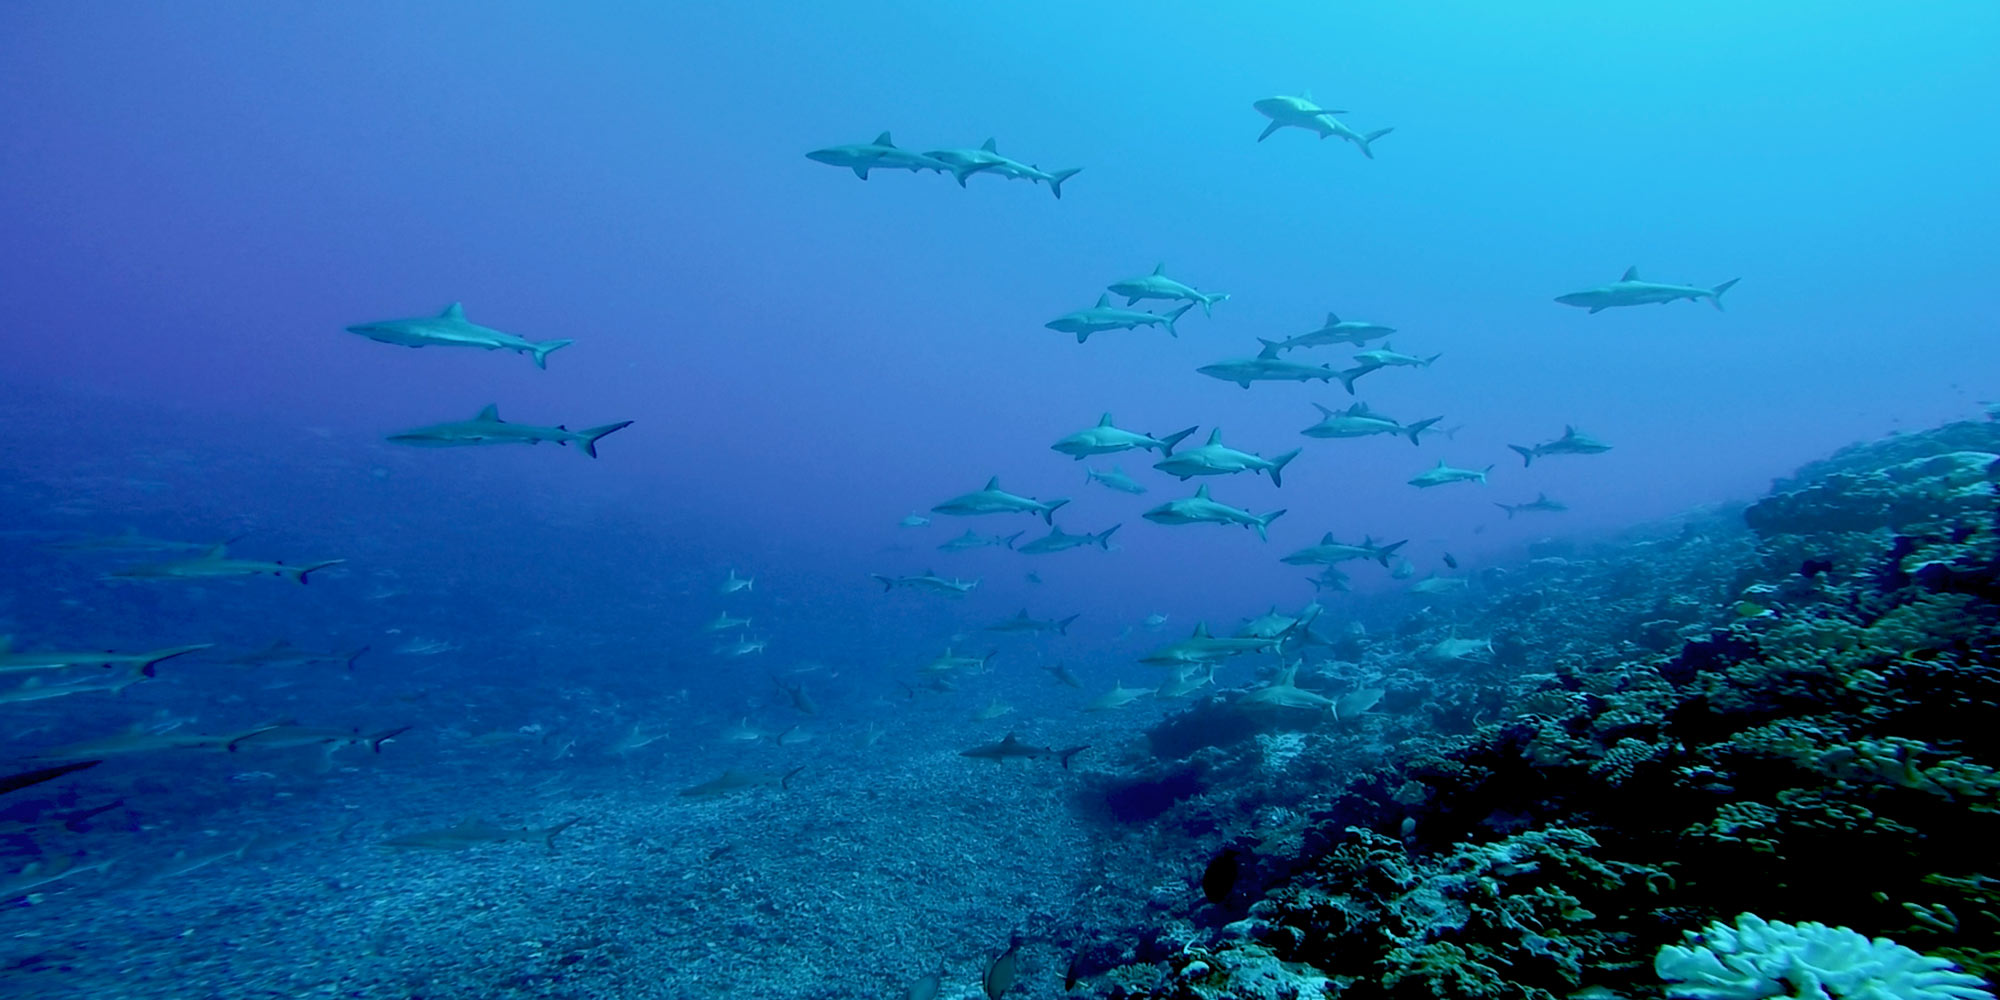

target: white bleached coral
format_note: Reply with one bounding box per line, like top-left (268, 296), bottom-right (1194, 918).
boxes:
top-left (1655, 912), bottom-right (1992, 1000)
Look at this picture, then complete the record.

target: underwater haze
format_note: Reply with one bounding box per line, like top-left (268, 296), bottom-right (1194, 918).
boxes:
top-left (3, 2), bottom-right (2000, 999)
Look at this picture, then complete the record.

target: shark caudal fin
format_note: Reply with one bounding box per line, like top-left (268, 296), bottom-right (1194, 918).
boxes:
top-left (1200, 292), bottom-right (1231, 317)
top-left (1158, 425), bottom-right (1198, 455)
top-left (1268, 449), bottom-right (1301, 488)
top-left (368, 725), bottom-right (412, 753)
top-left (1040, 498), bottom-right (1072, 525)
top-left (529, 339), bottom-right (573, 369)
top-left (1003, 530), bottom-right (1024, 550)
top-left (1336, 365), bottom-right (1374, 396)
top-left (1405, 417), bottom-right (1442, 446)
top-left (1354, 127), bottom-right (1394, 159)
top-left (1094, 524), bottom-right (1121, 550)
top-left (577, 421), bottom-right (634, 458)
top-left (541, 818), bottom-right (583, 850)
top-left (1047, 167), bottom-right (1082, 200)
top-left (1375, 539), bottom-right (1408, 566)
top-left (871, 574), bottom-right (894, 592)
top-left (343, 646), bottom-right (370, 671)
top-left (1508, 444), bottom-right (1535, 468)
top-left (1056, 745), bottom-right (1091, 770)
top-left (1495, 502), bottom-right (1517, 519)
top-left (1163, 301), bottom-right (1194, 337)
top-left (283, 560), bottom-right (346, 585)
top-left (1056, 614), bottom-right (1080, 636)
top-left (1253, 509), bottom-right (1288, 542)
top-left (1710, 278), bottom-right (1741, 310)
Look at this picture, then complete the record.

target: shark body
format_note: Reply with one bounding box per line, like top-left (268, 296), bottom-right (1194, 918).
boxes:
top-left (387, 404), bottom-right (632, 458)
top-left (346, 303), bottom-right (572, 369)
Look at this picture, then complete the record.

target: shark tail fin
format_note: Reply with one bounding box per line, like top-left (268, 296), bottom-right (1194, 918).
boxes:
top-left (1057, 745), bottom-right (1090, 770)
top-left (1164, 302), bottom-right (1193, 337)
top-left (1158, 425), bottom-right (1198, 456)
top-left (1254, 509), bottom-right (1288, 542)
top-left (781, 765), bottom-right (806, 790)
top-left (1355, 127), bottom-right (1394, 159)
top-left (344, 646), bottom-right (370, 671)
top-left (541, 817), bottom-right (583, 850)
top-left (1040, 498), bottom-right (1071, 525)
top-left (1003, 530), bottom-right (1024, 550)
top-left (286, 560), bottom-right (346, 585)
top-left (529, 339), bottom-right (573, 369)
top-left (1200, 292), bottom-right (1230, 317)
top-left (1336, 366), bottom-right (1368, 396)
top-left (1268, 449), bottom-right (1302, 489)
top-left (1095, 523), bottom-right (1121, 549)
top-left (577, 421), bottom-right (634, 458)
top-left (1508, 444), bottom-right (1535, 468)
top-left (1057, 614), bottom-right (1080, 636)
top-left (1405, 417), bottom-right (1442, 446)
top-left (1495, 502), bottom-right (1516, 519)
top-left (368, 725), bottom-right (412, 753)
top-left (1047, 167), bottom-right (1082, 200)
top-left (871, 574), bottom-right (894, 592)
top-left (1376, 539), bottom-right (1409, 566)
top-left (1710, 278), bottom-right (1741, 310)
top-left (1423, 352), bottom-right (1443, 366)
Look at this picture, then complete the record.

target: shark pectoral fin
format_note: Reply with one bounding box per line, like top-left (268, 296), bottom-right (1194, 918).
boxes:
top-left (851, 165), bottom-right (870, 180)
top-left (1257, 121), bottom-right (1282, 142)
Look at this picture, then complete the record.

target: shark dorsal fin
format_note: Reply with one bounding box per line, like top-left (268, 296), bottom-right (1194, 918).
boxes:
top-left (1097, 413), bottom-right (1113, 427)
top-left (202, 543), bottom-right (228, 559)
top-left (1620, 266), bottom-right (1640, 281)
top-left (1193, 622), bottom-right (1210, 637)
top-left (1275, 663), bottom-right (1299, 686)
top-left (873, 131), bottom-right (894, 146)
top-left (476, 404), bottom-right (500, 421)
top-left (1326, 311), bottom-right (1341, 325)
top-left (440, 303), bottom-right (466, 320)
top-left (1195, 484), bottom-right (1211, 499)
top-left (1321, 532), bottom-right (1335, 545)
top-left (1537, 493), bottom-right (1549, 502)
top-left (1313, 403), bottom-right (1334, 417)
top-left (1301, 89), bottom-right (1312, 102)
top-left (981, 138), bottom-right (998, 153)
top-left (1347, 403), bottom-right (1369, 415)
top-left (1094, 293), bottom-right (1110, 308)
top-left (1205, 429), bottom-right (1222, 445)
top-left (922, 568), bottom-right (936, 577)
top-left (1563, 425), bottom-right (1577, 437)
top-left (983, 476), bottom-right (1000, 491)
top-left (1000, 732), bottom-right (1019, 744)
top-left (0, 635), bottom-right (9, 654)
top-left (1435, 459), bottom-right (1448, 467)
top-left (1015, 609), bottom-right (1030, 619)
top-left (1151, 262), bottom-right (1166, 275)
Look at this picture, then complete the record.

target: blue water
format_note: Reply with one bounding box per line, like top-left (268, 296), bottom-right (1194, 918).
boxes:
top-left (2, 2), bottom-right (1998, 997)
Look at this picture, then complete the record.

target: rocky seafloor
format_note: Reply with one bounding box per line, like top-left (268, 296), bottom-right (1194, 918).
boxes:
top-left (3, 415), bottom-right (1995, 1000)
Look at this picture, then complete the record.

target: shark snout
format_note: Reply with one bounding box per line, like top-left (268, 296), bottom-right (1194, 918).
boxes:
top-left (804, 149), bottom-right (840, 165)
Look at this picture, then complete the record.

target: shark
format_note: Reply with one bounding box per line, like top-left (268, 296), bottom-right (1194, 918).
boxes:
top-left (225, 724), bottom-right (410, 754)
top-left (46, 529), bottom-right (223, 554)
top-left (717, 637), bottom-right (767, 657)
top-left (931, 477), bottom-right (1070, 523)
top-left (923, 139), bottom-right (1082, 198)
top-left (920, 648), bottom-right (997, 674)
top-left (1280, 533), bottom-right (1407, 567)
top-left (804, 131), bottom-right (951, 179)
top-left (1507, 426), bottom-right (1612, 467)
top-left (345, 303), bottom-right (573, 369)
top-left (1085, 681), bottom-right (1152, 712)
top-left (987, 610), bottom-right (1081, 635)
top-left (1050, 414), bottom-right (1197, 460)
top-left (938, 529), bottom-right (1023, 552)
top-left (1085, 466), bottom-right (1148, 495)
top-left (1407, 460), bottom-right (1492, 488)
top-left (1307, 566), bottom-right (1352, 591)
top-left (386, 404), bottom-right (633, 458)
top-left (1270, 312), bottom-right (1396, 350)
top-left (872, 569), bottom-right (980, 596)
top-left (0, 639), bottom-right (212, 676)
top-left (705, 611), bottom-right (752, 632)
top-left (1154, 664), bottom-right (1215, 699)
top-left (1301, 403), bottom-right (1440, 445)
top-left (1250, 95), bottom-right (1393, 157)
top-left (1196, 340), bottom-right (1341, 388)
top-left (1143, 485), bottom-right (1287, 541)
top-left (1152, 429), bottom-right (1301, 487)
top-left (1106, 264), bottom-right (1229, 316)
top-left (379, 817), bottom-right (582, 850)
top-left (1555, 267), bottom-right (1740, 313)
top-left (216, 641), bottom-right (367, 671)
top-left (719, 569), bottom-right (754, 594)
top-left (0, 760), bottom-right (102, 798)
top-left (678, 767), bottom-right (805, 798)
top-left (1238, 663), bottom-right (1337, 712)
top-left (958, 733), bottom-right (1089, 768)
top-left (0, 666), bottom-right (152, 704)
top-left (1041, 661), bottom-right (1083, 688)
top-left (1, 853), bottom-right (115, 903)
top-left (27, 725), bottom-right (280, 760)
top-left (899, 511), bottom-right (931, 527)
top-left (1250, 93), bottom-right (1349, 140)
top-left (1045, 296), bottom-right (1194, 342)
top-left (1352, 344), bottom-right (1441, 368)
top-left (1409, 575), bottom-right (1470, 595)
top-left (107, 545), bottom-right (343, 585)
top-left (1420, 636), bottom-right (1494, 666)
top-left (1495, 493), bottom-right (1569, 518)
top-left (1017, 523), bottom-right (1120, 555)
top-left (1140, 622), bottom-right (1281, 666)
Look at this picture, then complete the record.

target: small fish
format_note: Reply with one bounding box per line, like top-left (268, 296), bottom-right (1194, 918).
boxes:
top-left (1443, 553), bottom-right (1458, 569)
top-left (899, 512), bottom-right (931, 528)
